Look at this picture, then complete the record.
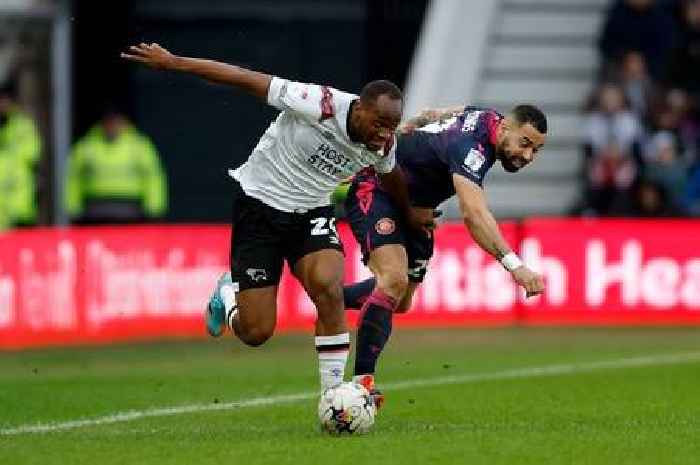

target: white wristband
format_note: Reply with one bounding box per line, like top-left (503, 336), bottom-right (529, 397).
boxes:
top-left (500, 253), bottom-right (523, 272)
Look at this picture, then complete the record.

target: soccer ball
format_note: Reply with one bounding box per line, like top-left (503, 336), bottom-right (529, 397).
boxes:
top-left (318, 382), bottom-right (376, 435)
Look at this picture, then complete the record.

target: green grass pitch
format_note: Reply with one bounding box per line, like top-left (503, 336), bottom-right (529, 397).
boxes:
top-left (2, 327), bottom-right (700, 465)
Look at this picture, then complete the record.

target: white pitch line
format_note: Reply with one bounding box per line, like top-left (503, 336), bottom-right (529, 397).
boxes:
top-left (2, 351), bottom-right (700, 436)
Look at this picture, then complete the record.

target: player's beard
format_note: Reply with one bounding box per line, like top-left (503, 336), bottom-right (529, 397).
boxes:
top-left (498, 150), bottom-right (524, 173)
top-left (501, 158), bottom-right (520, 172)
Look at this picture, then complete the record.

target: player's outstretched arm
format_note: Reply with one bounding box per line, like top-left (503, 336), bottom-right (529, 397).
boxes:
top-left (399, 106), bottom-right (464, 134)
top-left (121, 43), bottom-right (272, 100)
top-left (453, 174), bottom-right (545, 297)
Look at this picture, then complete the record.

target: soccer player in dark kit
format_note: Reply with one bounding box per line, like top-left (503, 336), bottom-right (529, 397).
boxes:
top-left (341, 104), bottom-right (548, 407)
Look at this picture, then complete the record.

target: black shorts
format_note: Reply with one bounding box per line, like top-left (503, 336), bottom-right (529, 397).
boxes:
top-left (230, 180), bottom-right (344, 291)
top-left (345, 173), bottom-right (434, 283)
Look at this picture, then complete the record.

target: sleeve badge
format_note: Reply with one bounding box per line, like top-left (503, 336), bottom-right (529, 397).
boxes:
top-left (463, 148), bottom-right (486, 172)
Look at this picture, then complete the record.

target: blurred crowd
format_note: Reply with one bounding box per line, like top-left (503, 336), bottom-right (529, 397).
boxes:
top-left (2, 0), bottom-right (699, 232)
top-left (579, 0), bottom-right (700, 217)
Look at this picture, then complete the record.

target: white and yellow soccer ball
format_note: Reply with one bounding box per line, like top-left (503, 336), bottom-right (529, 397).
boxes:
top-left (318, 382), bottom-right (376, 435)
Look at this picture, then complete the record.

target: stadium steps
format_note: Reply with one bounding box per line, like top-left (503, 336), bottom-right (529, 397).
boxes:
top-left (443, 0), bottom-right (608, 219)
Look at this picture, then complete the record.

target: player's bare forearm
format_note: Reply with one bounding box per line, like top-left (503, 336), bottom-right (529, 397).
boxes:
top-left (399, 105), bottom-right (464, 134)
top-left (463, 207), bottom-right (512, 259)
top-left (122, 43), bottom-right (271, 99)
top-left (171, 57), bottom-right (271, 99)
top-left (453, 174), bottom-right (512, 260)
top-left (453, 174), bottom-right (545, 297)
top-left (407, 106), bottom-right (464, 127)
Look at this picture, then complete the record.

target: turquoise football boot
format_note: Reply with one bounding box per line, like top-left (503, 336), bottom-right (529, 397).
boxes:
top-left (205, 272), bottom-right (233, 337)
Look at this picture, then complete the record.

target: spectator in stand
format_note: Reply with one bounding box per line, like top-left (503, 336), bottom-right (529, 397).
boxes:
top-left (599, 0), bottom-right (677, 81)
top-left (665, 88), bottom-right (700, 164)
top-left (618, 50), bottom-right (657, 120)
top-left (65, 109), bottom-right (168, 224)
top-left (642, 130), bottom-right (688, 208)
top-left (646, 90), bottom-right (699, 167)
top-left (685, 164), bottom-right (700, 215)
top-left (667, 0), bottom-right (700, 101)
top-left (0, 154), bottom-right (15, 231)
top-left (0, 81), bottom-right (42, 227)
top-left (582, 83), bottom-right (643, 215)
top-left (610, 177), bottom-right (684, 217)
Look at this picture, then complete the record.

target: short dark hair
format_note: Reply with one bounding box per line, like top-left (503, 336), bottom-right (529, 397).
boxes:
top-left (512, 104), bottom-right (547, 134)
top-left (359, 80), bottom-right (402, 103)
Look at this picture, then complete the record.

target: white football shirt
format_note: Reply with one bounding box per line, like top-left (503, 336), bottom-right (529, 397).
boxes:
top-left (229, 77), bottom-right (396, 212)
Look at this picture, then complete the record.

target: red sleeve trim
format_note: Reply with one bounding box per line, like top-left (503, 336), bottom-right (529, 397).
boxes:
top-left (319, 86), bottom-right (335, 121)
top-left (486, 111), bottom-right (502, 146)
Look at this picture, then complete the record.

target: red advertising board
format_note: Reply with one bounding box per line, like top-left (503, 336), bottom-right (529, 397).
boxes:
top-left (1, 218), bottom-right (699, 349)
top-left (0, 226), bottom-right (231, 349)
top-left (519, 218), bottom-right (700, 325)
top-left (387, 222), bottom-right (519, 327)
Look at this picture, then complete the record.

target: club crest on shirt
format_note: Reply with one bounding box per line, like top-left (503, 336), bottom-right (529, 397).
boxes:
top-left (463, 148), bottom-right (485, 172)
top-left (375, 217), bottom-right (396, 235)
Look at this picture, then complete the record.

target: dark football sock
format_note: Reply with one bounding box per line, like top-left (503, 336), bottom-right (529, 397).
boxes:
top-left (343, 278), bottom-right (376, 309)
top-left (354, 289), bottom-right (397, 376)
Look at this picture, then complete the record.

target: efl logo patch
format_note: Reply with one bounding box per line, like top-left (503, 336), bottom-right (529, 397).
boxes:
top-left (463, 148), bottom-right (485, 172)
top-left (375, 218), bottom-right (396, 235)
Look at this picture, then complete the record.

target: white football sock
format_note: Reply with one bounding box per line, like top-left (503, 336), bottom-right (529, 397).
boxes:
top-left (315, 333), bottom-right (350, 391)
top-left (221, 282), bottom-right (238, 331)
top-left (226, 307), bottom-right (239, 331)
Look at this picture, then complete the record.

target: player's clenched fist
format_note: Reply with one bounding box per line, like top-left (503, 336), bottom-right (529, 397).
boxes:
top-left (511, 266), bottom-right (545, 298)
top-left (121, 43), bottom-right (176, 70)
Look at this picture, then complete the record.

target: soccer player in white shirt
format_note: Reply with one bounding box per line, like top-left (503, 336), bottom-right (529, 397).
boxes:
top-left (122, 43), bottom-right (424, 394)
